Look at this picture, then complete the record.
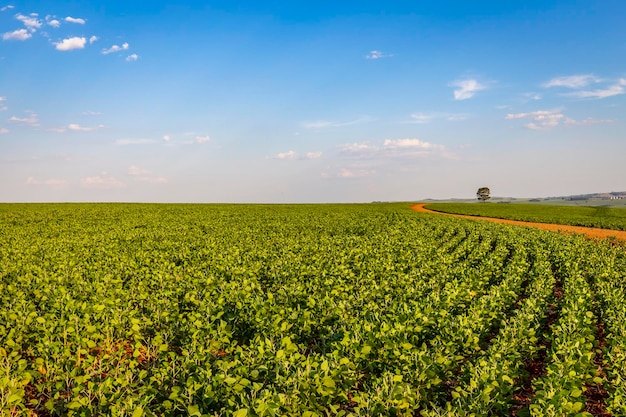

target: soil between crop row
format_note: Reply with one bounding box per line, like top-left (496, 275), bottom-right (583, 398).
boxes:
top-left (411, 204), bottom-right (626, 242)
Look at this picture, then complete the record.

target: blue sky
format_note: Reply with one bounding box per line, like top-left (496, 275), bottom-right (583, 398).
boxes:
top-left (1, 0), bottom-right (625, 202)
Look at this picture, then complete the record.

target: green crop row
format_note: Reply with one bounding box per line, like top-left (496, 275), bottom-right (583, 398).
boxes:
top-left (1, 203), bottom-right (625, 416)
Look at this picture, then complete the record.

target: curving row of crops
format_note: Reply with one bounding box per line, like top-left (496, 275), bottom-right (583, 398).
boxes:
top-left (1, 203), bottom-right (626, 416)
top-left (424, 202), bottom-right (626, 231)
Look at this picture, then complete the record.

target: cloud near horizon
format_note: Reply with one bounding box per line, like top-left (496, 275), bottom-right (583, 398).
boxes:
top-left (272, 150), bottom-right (322, 160)
top-left (505, 109), bottom-right (612, 130)
top-left (80, 173), bottom-right (125, 189)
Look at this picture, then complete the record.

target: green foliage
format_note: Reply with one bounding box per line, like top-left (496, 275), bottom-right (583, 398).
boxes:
top-left (426, 202), bottom-right (626, 231)
top-left (0, 203), bottom-right (625, 415)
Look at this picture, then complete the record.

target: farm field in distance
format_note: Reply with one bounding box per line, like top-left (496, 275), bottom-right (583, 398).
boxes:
top-left (2, 203), bottom-right (626, 416)
top-left (425, 202), bottom-right (626, 232)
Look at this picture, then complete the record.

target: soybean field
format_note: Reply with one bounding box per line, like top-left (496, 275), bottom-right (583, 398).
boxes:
top-left (1, 203), bottom-right (626, 416)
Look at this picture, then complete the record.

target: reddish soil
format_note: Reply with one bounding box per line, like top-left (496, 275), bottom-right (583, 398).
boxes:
top-left (411, 204), bottom-right (626, 242)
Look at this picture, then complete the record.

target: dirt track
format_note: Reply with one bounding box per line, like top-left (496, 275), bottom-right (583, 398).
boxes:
top-left (411, 204), bottom-right (626, 242)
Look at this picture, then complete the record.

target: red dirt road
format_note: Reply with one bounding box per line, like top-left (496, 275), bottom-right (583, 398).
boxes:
top-left (411, 204), bottom-right (626, 242)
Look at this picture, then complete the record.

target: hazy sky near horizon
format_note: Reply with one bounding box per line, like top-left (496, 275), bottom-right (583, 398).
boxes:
top-left (1, 0), bottom-right (625, 202)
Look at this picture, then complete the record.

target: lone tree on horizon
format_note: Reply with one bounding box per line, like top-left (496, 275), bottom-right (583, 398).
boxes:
top-left (477, 187), bottom-right (491, 202)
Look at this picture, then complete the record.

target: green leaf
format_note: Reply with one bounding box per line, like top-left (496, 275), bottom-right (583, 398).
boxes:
top-left (132, 406), bottom-right (144, 417)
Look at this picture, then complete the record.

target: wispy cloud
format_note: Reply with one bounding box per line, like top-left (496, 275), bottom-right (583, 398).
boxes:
top-left (543, 75), bottom-right (625, 99)
top-left (2, 29), bottom-right (31, 41)
top-left (407, 113), bottom-right (434, 124)
top-left (505, 110), bottom-right (564, 130)
top-left (0, 96), bottom-right (7, 111)
top-left (543, 74), bottom-right (600, 88)
top-left (26, 176), bottom-right (67, 187)
top-left (82, 110), bottom-right (102, 116)
top-left (9, 111), bottom-right (39, 126)
top-left (67, 123), bottom-right (104, 132)
top-left (64, 16), bottom-right (86, 24)
top-left (0, 127), bottom-right (8, 134)
top-left (16, 13), bottom-right (42, 31)
top-left (1, 5), bottom-right (15, 12)
top-left (89, 35), bottom-right (98, 44)
top-left (80, 173), bottom-right (125, 189)
top-left (126, 53), bottom-right (139, 62)
top-left (339, 138), bottom-right (451, 159)
top-left (128, 165), bottom-right (167, 184)
top-left (450, 78), bottom-right (487, 100)
top-left (55, 36), bottom-right (86, 51)
top-left (403, 112), bottom-right (468, 124)
top-left (102, 42), bottom-right (129, 55)
top-left (273, 150), bottom-right (298, 160)
top-left (163, 135), bottom-right (171, 142)
top-left (365, 50), bottom-right (393, 60)
top-left (115, 138), bottom-right (156, 145)
top-left (271, 150), bottom-right (323, 160)
top-left (565, 79), bottom-right (626, 99)
top-left (323, 168), bottom-right (377, 179)
top-left (301, 116), bottom-right (375, 129)
top-left (195, 135), bottom-right (210, 143)
top-left (505, 109), bottom-right (613, 130)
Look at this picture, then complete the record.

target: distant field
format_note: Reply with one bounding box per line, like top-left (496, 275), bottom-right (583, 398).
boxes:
top-left (425, 202), bottom-right (626, 231)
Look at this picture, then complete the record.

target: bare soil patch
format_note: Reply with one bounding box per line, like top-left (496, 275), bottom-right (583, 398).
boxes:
top-left (411, 204), bottom-right (626, 242)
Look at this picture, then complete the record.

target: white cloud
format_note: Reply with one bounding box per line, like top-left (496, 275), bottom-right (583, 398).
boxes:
top-left (0, 96), bottom-right (6, 111)
top-left (522, 92), bottom-right (542, 101)
top-left (89, 35), bottom-right (98, 44)
top-left (195, 135), bottom-right (210, 143)
top-left (450, 78), bottom-right (487, 100)
top-left (274, 150), bottom-right (298, 160)
top-left (383, 138), bottom-right (443, 150)
top-left (125, 53), bottom-right (139, 62)
top-left (82, 110), bottom-right (102, 115)
top-left (408, 113), bottom-right (434, 124)
top-left (505, 110), bottom-right (564, 130)
top-left (365, 50), bottom-right (393, 60)
top-left (54, 36), bottom-right (86, 51)
top-left (301, 116), bottom-right (375, 129)
top-left (115, 138), bottom-right (155, 145)
top-left (102, 42), bottom-right (129, 55)
top-left (67, 123), bottom-right (104, 132)
top-left (543, 74), bottom-right (601, 89)
top-left (48, 19), bottom-right (60, 28)
top-left (9, 112), bottom-right (39, 126)
top-left (0, 127), bottom-right (8, 134)
top-left (26, 176), bottom-right (67, 187)
top-left (163, 135), bottom-right (171, 142)
top-left (80, 173), bottom-right (126, 189)
top-left (504, 109), bottom-right (610, 129)
top-left (2, 29), bottom-right (31, 41)
top-left (48, 127), bottom-right (67, 133)
top-left (128, 165), bottom-right (167, 184)
top-left (565, 79), bottom-right (626, 99)
top-left (1, 5), bottom-right (15, 12)
top-left (563, 117), bottom-right (613, 126)
top-left (272, 150), bottom-right (322, 160)
top-left (16, 13), bottom-right (42, 31)
top-left (339, 138), bottom-right (450, 160)
top-left (64, 16), bottom-right (86, 24)
top-left (323, 168), bottom-right (377, 179)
